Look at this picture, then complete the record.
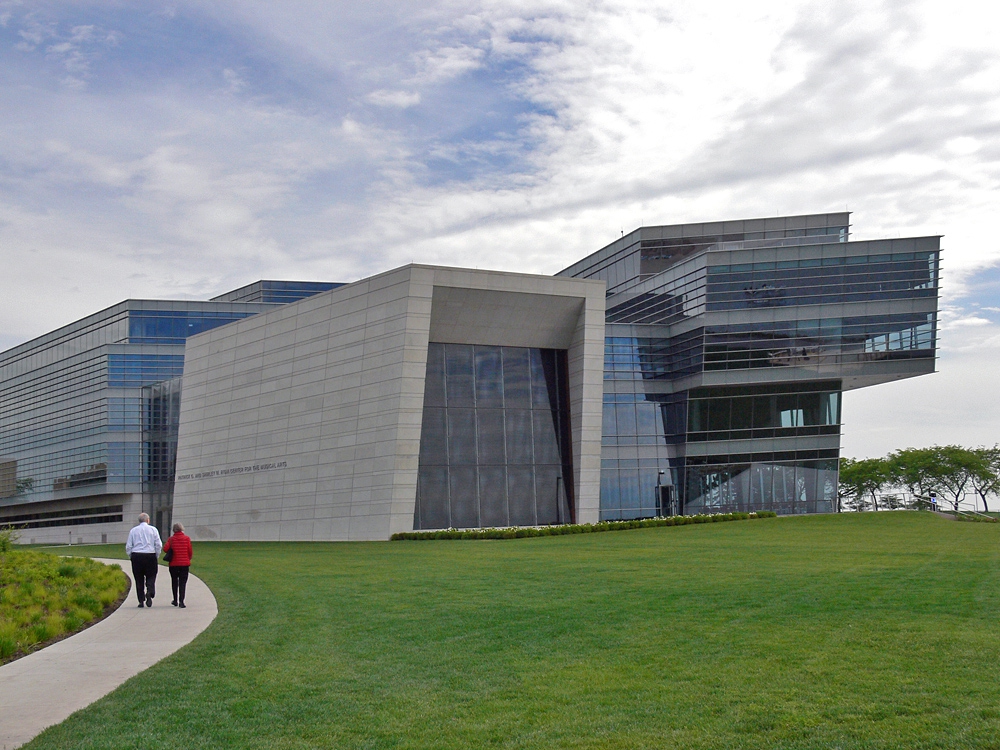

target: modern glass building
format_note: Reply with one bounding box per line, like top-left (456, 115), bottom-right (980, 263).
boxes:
top-left (0, 213), bottom-right (940, 542)
top-left (558, 212), bottom-right (939, 519)
top-left (0, 282), bottom-right (341, 541)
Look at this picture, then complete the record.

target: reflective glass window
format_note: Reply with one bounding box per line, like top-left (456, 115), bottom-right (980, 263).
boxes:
top-left (415, 343), bottom-right (571, 530)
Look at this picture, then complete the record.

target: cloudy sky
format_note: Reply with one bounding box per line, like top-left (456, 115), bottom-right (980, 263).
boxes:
top-left (1, 0), bottom-right (998, 458)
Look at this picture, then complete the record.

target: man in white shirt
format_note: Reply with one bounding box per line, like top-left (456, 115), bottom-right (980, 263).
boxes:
top-left (125, 513), bottom-right (163, 608)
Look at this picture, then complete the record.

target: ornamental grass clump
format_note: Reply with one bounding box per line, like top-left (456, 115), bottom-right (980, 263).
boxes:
top-left (391, 510), bottom-right (776, 540)
top-left (0, 535), bottom-right (128, 663)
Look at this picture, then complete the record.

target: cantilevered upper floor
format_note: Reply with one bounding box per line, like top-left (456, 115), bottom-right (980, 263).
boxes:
top-left (558, 213), bottom-right (940, 392)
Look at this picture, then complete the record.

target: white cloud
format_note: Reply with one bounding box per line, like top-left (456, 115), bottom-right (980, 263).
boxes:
top-left (946, 316), bottom-right (992, 328)
top-left (365, 89), bottom-right (421, 108)
top-left (409, 43), bottom-right (484, 84)
top-left (222, 67), bottom-right (246, 93)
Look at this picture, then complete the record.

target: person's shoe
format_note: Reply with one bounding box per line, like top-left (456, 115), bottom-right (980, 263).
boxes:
top-left (179, 602), bottom-right (186, 608)
top-left (146, 597), bottom-right (153, 607)
top-left (137, 602), bottom-right (145, 608)
top-left (171, 600), bottom-right (178, 606)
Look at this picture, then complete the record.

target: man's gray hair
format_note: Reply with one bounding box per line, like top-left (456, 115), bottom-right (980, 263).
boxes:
top-left (138, 512), bottom-right (150, 523)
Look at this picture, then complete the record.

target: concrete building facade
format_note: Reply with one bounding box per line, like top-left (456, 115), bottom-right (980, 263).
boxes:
top-left (170, 266), bottom-right (605, 541)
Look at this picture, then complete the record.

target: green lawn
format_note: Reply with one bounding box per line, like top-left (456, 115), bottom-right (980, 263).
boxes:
top-left (32, 512), bottom-right (1000, 749)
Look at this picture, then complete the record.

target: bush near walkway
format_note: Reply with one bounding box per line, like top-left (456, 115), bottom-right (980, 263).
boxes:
top-left (0, 533), bottom-right (129, 663)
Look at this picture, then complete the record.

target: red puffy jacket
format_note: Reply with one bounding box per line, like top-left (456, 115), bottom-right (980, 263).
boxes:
top-left (163, 532), bottom-right (193, 567)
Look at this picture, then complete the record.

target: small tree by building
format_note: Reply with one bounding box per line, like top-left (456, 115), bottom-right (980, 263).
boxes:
top-left (969, 446), bottom-right (1000, 513)
top-left (839, 457), bottom-right (890, 512)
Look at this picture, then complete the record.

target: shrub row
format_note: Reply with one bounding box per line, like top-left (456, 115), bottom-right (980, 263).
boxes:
top-left (391, 511), bottom-right (777, 541)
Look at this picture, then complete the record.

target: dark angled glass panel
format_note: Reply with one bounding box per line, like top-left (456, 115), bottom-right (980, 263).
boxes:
top-left (445, 345), bottom-right (474, 407)
top-left (707, 399), bottom-right (730, 431)
top-left (424, 343), bottom-right (446, 408)
top-left (507, 467), bottom-right (536, 525)
top-left (688, 399), bottom-right (707, 432)
top-left (752, 396), bottom-right (775, 428)
top-left (506, 409), bottom-right (534, 464)
top-left (799, 392), bottom-right (822, 425)
top-left (660, 396), bottom-right (687, 439)
top-left (502, 348), bottom-right (531, 409)
top-left (730, 397), bottom-right (753, 430)
top-left (479, 467), bottom-right (508, 527)
top-left (419, 407), bottom-right (448, 466)
top-left (417, 467), bottom-right (450, 530)
top-left (449, 466), bottom-right (479, 528)
top-left (532, 409), bottom-right (560, 464)
top-left (476, 409), bottom-right (506, 465)
top-left (534, 465), bottom-right (562, 525)
top-left (530, 349), bottom-right (558, 409)
top-left (474, 347), bottom-right (504, 407)
top-left (447, 409), bottom-right (477, 465)
top-left (416, 343), bottom-right (571, 529)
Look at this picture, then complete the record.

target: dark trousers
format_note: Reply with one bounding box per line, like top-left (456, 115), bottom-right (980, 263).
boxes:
top-left (169, 566), bottom-right (190, 604)
top-left (130, 552), bottom-right (158, 603)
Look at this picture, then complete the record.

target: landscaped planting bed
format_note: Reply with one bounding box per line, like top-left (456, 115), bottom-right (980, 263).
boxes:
top-left (0, 536), bottom-right (129, 663)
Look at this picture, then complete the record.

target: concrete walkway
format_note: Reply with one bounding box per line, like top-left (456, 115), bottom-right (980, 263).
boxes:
top-left (0, 558), bottom-right (217, 749)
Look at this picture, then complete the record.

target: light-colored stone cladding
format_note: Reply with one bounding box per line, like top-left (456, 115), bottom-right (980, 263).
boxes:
top-left (172, 265), bottom-right (605, 541)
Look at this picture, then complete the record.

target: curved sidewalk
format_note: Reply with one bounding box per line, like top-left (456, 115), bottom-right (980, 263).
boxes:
top-left (0, 557), bottom-right (217, 749)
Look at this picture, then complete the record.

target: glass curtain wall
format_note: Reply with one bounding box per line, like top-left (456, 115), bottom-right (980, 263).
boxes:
top-left (415, 343), bottom-right (573, 529)
top-left (686, 382), bottom-right (841, 442)
top-left (685, 457), bottom-right (839, 515)
top-left (144, 376), bottom-right (182, 537)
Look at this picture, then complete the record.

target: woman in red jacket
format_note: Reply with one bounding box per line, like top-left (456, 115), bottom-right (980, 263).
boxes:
top-left (163, 522), bottom-right (193, 608)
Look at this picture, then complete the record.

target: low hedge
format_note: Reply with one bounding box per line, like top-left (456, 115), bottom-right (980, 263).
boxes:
top-left (391, 511), bottom-right (777, 541)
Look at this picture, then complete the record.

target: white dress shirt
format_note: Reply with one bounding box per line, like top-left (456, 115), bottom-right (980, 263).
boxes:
top-left (125, 522), bottom-right (163, 555)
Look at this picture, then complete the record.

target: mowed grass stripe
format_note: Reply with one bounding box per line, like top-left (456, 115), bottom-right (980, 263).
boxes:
top-left (36, 512), bottom-right (1000, 749)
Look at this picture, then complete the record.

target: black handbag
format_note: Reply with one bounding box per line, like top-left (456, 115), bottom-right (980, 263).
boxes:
top-left (163, 546), bottom-right (173, 563)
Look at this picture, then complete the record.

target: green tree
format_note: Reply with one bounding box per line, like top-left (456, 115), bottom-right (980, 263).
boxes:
top-left (968, 445), bottom-right (1000, 513)
top-left (838, 457), bottom-right (890, 512)
top-left (888, 446), bottom-right (989, 512)
top-left (888, 447), bottom-right (946, 502)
